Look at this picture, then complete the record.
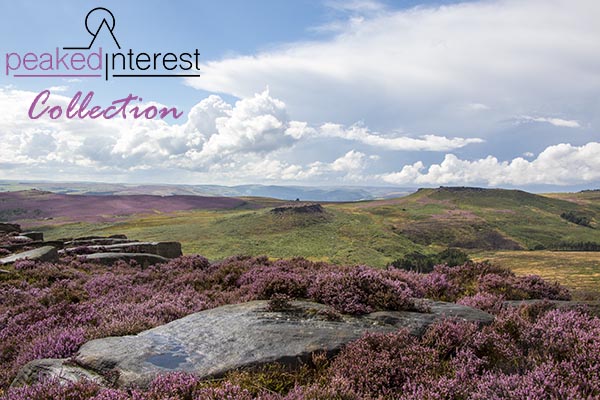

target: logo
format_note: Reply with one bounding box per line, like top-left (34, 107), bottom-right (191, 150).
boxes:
top-left (65, 7), bottom-right (121, 50)
top-left (4, 7), bottom-right (201, 120)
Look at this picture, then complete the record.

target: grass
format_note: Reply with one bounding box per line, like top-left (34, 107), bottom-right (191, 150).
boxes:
top-left (474, 250), bottom-right (600, 300)
top-left (38, 206), bottom-right (423, 267)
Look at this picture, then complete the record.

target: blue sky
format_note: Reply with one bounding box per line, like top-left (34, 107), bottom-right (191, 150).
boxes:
top-left (0, 0), bottom-right (599, 190)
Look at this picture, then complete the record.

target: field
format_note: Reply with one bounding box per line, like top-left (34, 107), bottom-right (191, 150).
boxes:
top-left (474, 250), bottom-right (600, 299)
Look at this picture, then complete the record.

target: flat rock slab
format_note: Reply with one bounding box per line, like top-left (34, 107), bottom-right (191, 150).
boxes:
top-left (21, 231), bottom-right (44, 241)
top-left (65, 238), bottom-right (136, 247)
top-left (80, 252), bottom-right (169, 267)
top-left (0, 246), bottom-right (59, 265)
top-left (15, 300), bottom-right (492, 389)
top-left (75, 242), bottom-right (182, 259)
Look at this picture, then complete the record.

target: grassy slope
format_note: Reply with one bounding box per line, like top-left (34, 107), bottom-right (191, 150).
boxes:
top-left (474, 250), bottom-right (600, 299)
top-left (31, 188), bottom-right (600, 291)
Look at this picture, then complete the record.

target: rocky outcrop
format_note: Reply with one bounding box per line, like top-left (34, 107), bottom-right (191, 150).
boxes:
top-left (71, 242), bottom-right (182, 259)
top-left (271, 203), bottom-right (325, 214)
top-left (21, 231), bottom-right (44, 241)
top-left (0, 246), bottom-right (59, 265)
top-left (80, 252), bottom-right (169, 267)
top-left (9, 235), bottom-right (33, 243)
top-left (65, 238), bottom-right (135, 247)
top-left (14, 300), bottom-right (493, 389)
top-left (0, 223), bottom-right (20, 234)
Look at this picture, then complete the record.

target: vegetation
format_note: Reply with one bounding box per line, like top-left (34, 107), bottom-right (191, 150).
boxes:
top-left (2, 255), bottom-right (597, 399)
top-left (390, 248), bottom-right (471, 273)
top-left (560, 211), bottom-right (593, 227)
top-left (551, 241), bottom-right (600, 251)
top-left (473, 250), bottom-right (600, 299)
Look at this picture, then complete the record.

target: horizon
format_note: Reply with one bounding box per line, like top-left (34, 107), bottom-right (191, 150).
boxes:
top-left (0, 178), bottom-right (597, 196)
top-left (1, 1), bottom-right (599, 190)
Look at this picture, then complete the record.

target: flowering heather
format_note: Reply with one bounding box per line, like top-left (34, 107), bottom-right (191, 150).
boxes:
top-left (1, 255), bottom-right (592, 399)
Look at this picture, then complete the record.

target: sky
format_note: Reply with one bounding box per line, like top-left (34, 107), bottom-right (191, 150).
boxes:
top-left (0, 0), bottom-right (599, 190)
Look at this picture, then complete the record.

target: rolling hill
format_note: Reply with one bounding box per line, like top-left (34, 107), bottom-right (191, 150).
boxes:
top-left (5, 186), bottom-right (595, 269)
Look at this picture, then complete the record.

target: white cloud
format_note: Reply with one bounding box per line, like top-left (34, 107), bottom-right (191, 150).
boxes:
top-left (380, 142), bottom-right (600, 186)
top-left (520, 116), bottom-right (581, 128)
top-left (47, 86), bottom-right (69, 93)
top-left (0, 88), bottom-right (480, 184)
top-left (464, 103), bottom-right (490, 112)
top-left (185, 0), bottom-right (600, 135)
top-left (318, 123), bottom-right (483, 151)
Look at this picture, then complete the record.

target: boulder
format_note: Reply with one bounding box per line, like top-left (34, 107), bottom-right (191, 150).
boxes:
top-left (75, 242), bottom-right (182, 259)
top-left (21, 231), bottom-right (44, 241)
top-left (11, 359), bottom-right (106, 388)
top-left (80, 252), bottom-right (169, 267)
top-left (0, 246), bottom-right (59, 265)
top-left (0, 223), bottom-right (21, 234)
top-left (14, 300), bottom-right (492, 389)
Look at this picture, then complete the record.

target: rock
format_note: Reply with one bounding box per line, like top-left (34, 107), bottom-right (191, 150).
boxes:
top-left (10, 235), bottom-right (33, 243)
top-left (74, 235), bottom-right (128, 241)
top-left (71, 242), bottom-right (182, 259)
top-left (11, 359), bottom-right (107, 388)
top-left (0, 246), bottom-right (59, 265)
top-left (80, 252), bottom-right (169, 267)
top-left (271, 203), bottom-right (324, 214)
top-left (16, 300), bottom-right (492, 389)
top-left (0, 223), bottom-right (21, 234)
top-left (21, 231), bottom-right (44, 241)
top-left (65, 238), bottom-right (136, 247)
top-left (1, 240), bottom-right (65, 252)
top-left (369, 300), bottom-right (494, 336)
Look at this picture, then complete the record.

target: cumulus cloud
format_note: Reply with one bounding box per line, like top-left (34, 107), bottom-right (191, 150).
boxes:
top-left (1, 88), bottom-right (478, 183)
top-left (185, 0), bottom-right (600, 136)
top-left (380, 142), bottom-right (600, 186)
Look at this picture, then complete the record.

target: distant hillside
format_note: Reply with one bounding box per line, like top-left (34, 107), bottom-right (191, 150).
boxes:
top-left (357, 186), bottom-right (600, 251)
top-left (0, 190), bottom-right (251, 224)
top-left (0, 180), bottom-right (414, 202)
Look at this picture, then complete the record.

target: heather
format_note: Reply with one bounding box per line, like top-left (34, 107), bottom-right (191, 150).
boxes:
top-left (0, 255), bottom-right (586, 399)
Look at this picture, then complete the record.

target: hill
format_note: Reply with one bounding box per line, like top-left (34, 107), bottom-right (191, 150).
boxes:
top-left (8, 186), bottom-right (595, 270)
top-left (0, 190), bottom-right (252, 224)
top-left (0, 180), bottom-right (414, 202)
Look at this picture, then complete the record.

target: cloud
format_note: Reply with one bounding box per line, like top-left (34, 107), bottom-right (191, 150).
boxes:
top-left (520, 116), bottom-right (581, 128)
top-left (0, 88), bottom-right (481, 184)
top-left (380, 142), bottom-right (600, 186)
top-left (47, 86), bottom-right (69, 93)
top-left (185, 0), bottom-right (600, 137)
top-left (325, 0), bottom-right (386, 14)
top-left (318, 123), bottom-right (483, 151)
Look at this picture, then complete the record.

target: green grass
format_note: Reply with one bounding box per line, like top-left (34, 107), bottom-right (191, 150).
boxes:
top-left (38, 206), bottom-right (422, 266)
